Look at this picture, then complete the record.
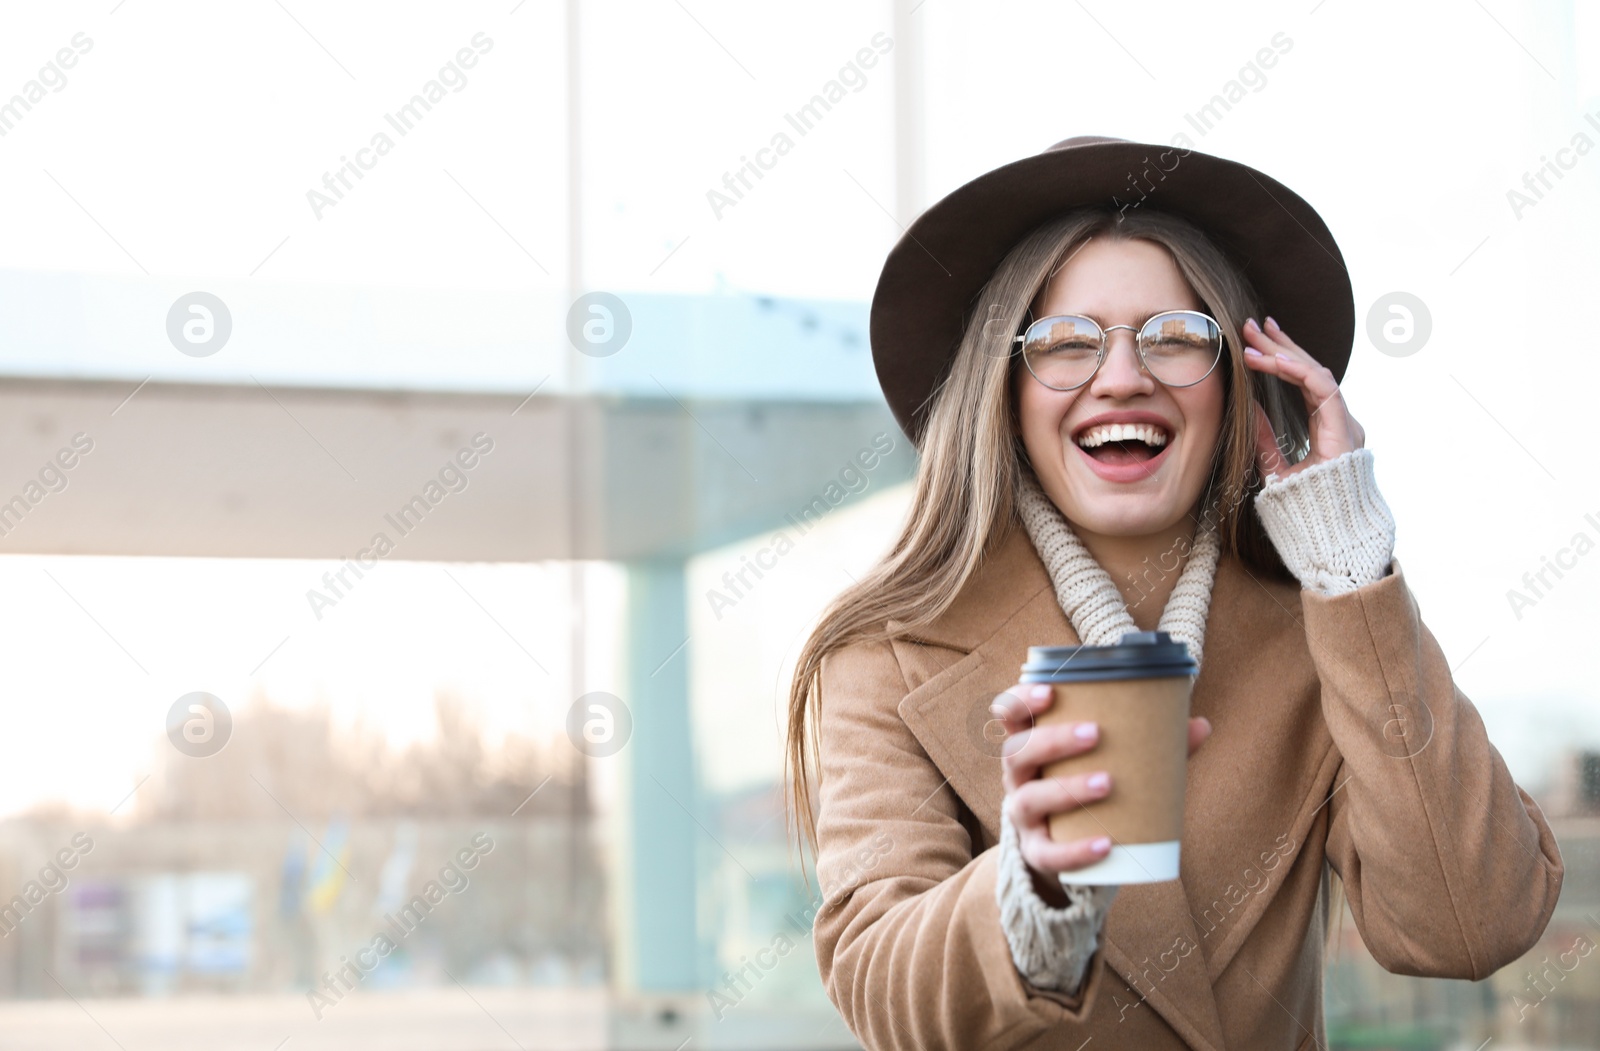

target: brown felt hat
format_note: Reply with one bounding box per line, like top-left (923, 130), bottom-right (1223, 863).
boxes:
top-left (870, 135), bottom-right (1355, 447)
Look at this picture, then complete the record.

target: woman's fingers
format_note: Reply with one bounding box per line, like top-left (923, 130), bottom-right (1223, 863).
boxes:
top-left (999, 689), bottom-right (1209, 792)
top-left (1256, 354), bottom-right (1358, 464)
top-left (1013, 779), bottom-right (1118, 874)
top-left (1000, 720), bottom-right (1100, 792)
top-left (1241, 317), bottom-right (1361, 468)
top-left (990, 683), bottom-right (1052, 735)
top-left (1009, 717), bottom-right (1212, 876)
top-left (1243, 321), bottom-right (1342, 417)
top-left (1009, 769), bottom-right (1111, 825)
top-left (1250, 315), bottom-right (1320, 368)
top-left (994, 681), bottom-right (1096, 793)
top-left (1261, 351), bottom-right (1344, 423)
top-left (1022, 828), bottom-right (1113, 875)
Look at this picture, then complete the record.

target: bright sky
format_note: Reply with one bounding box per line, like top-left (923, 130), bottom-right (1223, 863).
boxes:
top-left (0, 0), bottom-right (1596, 815)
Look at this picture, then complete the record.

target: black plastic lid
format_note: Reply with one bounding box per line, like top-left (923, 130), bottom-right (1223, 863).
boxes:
top-left (1020, 630), bottom-right (1197, 683)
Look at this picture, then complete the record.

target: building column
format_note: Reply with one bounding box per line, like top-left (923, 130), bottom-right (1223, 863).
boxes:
top-left (608, 557), bottom-right (702, 1047)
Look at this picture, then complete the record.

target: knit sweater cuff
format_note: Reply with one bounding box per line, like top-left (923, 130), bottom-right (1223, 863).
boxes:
top-left (1254, 448), bottom-right (1397, 596)
top-left (995, 803), bottom-right (1118, 995)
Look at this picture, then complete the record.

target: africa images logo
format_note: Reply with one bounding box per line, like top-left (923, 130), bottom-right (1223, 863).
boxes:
top-left (704, 432), bottom-right (896, 620)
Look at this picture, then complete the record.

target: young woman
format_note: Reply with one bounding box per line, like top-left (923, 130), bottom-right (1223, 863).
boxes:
top-left (785, 136), bottom-right (1563, 1049)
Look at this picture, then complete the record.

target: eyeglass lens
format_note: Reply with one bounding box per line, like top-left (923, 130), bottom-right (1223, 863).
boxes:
top-left (1021, 311), bottom-right (1222, 390)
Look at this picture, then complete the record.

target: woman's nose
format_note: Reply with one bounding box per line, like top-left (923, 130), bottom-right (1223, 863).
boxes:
top-left (1088, 330), bottom-right (1154, 396)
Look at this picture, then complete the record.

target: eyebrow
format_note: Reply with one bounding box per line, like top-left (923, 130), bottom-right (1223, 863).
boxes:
top-left (1073, 308), bottom-right (1174, 326)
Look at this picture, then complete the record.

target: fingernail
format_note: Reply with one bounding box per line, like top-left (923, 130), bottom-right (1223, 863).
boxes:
top-left (1275, 353), bottom-right (1291, 362)
top-left (1243, 347), bottom-right (1262, 357)
top-left (1074, 722), bottom-right (1098, 741)
top-left (1244, 317), bottom-right (1260, 332)
top-left (1091, 837), bottom-right (1112, 854)
top-left (1086, 772), bottom-right (1110, 792)
top-left (1266, 316), bottom-right (1280, 331)
top-left (1030, 684), bottom-right (1051, 700)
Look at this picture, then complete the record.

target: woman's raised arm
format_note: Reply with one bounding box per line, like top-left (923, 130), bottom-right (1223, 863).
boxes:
top-left (1305, 557), bottom-right (1563, 977)
top-left (1243, 315), bottom-right (1564, 976)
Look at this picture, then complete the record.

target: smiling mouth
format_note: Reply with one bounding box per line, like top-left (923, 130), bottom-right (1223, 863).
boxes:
top-left (1073, 422), bottom-right (1171, 466)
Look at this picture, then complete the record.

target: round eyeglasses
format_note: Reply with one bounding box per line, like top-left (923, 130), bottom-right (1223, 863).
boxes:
top-left (1013, 310), bottom-right (1225, 391)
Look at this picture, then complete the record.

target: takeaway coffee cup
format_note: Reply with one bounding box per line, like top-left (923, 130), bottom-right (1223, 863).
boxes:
top-left (1019, 630), bottom-right (1197, 885)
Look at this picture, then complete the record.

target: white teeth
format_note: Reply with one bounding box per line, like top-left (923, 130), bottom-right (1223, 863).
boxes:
top-left (1075, 422), bottom-right (1171, 449)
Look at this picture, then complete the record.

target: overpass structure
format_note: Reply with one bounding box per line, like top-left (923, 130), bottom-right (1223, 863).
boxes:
top-left (0, 267), bottom-right (916, 1048)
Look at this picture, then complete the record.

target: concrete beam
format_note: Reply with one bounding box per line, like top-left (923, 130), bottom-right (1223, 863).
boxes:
top-left (0, 377), bottom-right (912, 562)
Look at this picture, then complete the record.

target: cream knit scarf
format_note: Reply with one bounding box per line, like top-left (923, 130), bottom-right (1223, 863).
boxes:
top-left (1013, 466), bottom-right (1222, 669)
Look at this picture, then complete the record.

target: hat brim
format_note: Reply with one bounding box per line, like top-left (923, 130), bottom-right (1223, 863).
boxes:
top-left (869, 138), bottom-right (1355, 446)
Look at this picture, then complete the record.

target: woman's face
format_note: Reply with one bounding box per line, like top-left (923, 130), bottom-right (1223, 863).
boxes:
top-left (1014, 236), bottom-right (1226, 540)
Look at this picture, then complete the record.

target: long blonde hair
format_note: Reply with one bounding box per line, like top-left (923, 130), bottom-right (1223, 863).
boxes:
top-left (785, 204), bottom-right (1348, 944)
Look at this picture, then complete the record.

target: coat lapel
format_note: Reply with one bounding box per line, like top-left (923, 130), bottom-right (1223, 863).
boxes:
top-left (893, 522), bottom-right (1229, 1051)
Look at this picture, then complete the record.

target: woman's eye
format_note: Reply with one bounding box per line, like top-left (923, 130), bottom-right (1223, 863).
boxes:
top-left (1027, 337), bottom-right (1099, 360)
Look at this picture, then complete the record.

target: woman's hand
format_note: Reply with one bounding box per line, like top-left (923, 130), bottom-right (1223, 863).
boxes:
top-left (994, 682), bottom-right (1212, 907)
top-left (1240, 316), bottom-right (1367, 482)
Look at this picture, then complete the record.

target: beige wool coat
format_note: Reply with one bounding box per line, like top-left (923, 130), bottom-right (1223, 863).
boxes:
top-left (812, 520), bottom-right (1564, 1050)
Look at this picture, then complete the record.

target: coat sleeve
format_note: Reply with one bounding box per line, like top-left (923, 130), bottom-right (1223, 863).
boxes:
top-left (1309, 556), bottom-right (1564, 978)
top-left (810, 636), bottom-right (1107, 1050)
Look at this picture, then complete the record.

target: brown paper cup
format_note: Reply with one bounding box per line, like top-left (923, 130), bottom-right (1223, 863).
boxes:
top-left (1021, 632), bottom-right (1195, 885)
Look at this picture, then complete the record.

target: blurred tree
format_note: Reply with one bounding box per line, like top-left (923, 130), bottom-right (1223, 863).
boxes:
top-left (137, 690), bottom-right (583, 822)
